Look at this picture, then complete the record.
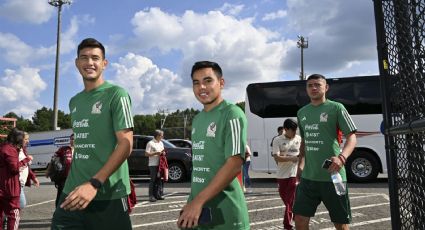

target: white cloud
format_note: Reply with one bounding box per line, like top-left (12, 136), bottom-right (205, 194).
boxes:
top-left (218, 3), bottom-right (244, 16)
top-left (281, 0), bottom-right (379, 76)
top-left (0, 67), bottom-right (47, 118)
top-left (0, 15), bottom-right (86, 67)
top-left (131, 8), bottom-right (184, 53)
top-left (0, 33), bottom-right (33, 66)
top-left (0, 0), bottom-right (55, 24)
top-left (262, 10), bottom-right (287, 21)
top-left (129, 7), bottom-right (287, 104)
top-left (110, 53), bottom-right (194, 115)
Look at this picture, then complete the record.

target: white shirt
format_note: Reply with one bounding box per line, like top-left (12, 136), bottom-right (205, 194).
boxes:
top-left (19, 148), bottom-right (29, 186)
top-left (146, 139), bottom-right (164, 166)
top-left (272, 134), bottom-right (301, 179)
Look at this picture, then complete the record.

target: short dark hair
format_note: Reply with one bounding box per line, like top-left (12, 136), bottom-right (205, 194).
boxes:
top-left (283, 119), bottom-right (297, 131)
top-left (306, 74), bottom-right (326, 81)
top-left (277, 126), bottom-right (284, 132)
top-left (191, 61), bottom-right (223, 79)
top-left (6, 128), bottom-right (25, 147)
top-left (77, 38), bottom-right (106, 58)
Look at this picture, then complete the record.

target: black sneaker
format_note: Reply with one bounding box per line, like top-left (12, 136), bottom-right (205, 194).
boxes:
top-left (157, 196), bottom-right (165, 200)
top-left (149, 197), bottom-right (157, 202)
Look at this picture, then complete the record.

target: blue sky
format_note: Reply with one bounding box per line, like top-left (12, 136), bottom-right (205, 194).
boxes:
top-left (0, 0), bottom-right (379, 119)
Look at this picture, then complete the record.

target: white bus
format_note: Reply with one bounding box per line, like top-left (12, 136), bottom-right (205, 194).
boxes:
top-left (245, 75), bottom-right (386, 182)
top-left (27, 129), bottom-right (73, 170)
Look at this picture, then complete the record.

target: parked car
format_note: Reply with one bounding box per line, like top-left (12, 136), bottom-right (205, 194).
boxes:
top-left (167, 139), bottom-right (192, 148)
top-left (128, 135), bottom-right (192, 182)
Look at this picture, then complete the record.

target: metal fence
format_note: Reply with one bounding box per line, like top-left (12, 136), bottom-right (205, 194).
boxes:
top-left (374, 0), bottom-right (425, 229)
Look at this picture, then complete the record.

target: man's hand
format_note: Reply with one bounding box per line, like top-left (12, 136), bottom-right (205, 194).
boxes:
top-left (60, 182), bottom-right (98, 211)
top-left (177, 201), bottom-right (203, 229)
top-left (329, 156), bottom-right (344, 173)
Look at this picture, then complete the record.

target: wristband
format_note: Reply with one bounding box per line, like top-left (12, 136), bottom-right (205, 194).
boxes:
top-left (338, 154), bottom-right (346, 165)
top-left (89, 178), bottom-right (102, 189)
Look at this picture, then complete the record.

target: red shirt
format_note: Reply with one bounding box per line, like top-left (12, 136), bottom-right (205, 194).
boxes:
top-left (54, 146), bottom-right (73, 182)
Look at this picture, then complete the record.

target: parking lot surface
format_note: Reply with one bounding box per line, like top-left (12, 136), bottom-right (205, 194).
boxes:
top-left (20, 173), bottom-right (390, 229)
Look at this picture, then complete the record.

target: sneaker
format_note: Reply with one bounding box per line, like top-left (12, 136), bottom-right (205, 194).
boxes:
top-left (149, 197), bottom-right (157, 202)
top-left (157, 196), bottom-right (165, 200)
top-left (246, 188), bottom-right (253, 193)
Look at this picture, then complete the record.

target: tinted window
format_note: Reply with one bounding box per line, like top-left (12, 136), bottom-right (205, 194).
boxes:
top-left (162, 139), bottom-right (176, 148)
top-left (247, 75), bottom-right (382, 118)
top-left (134, 137), bottom-right (149, 149)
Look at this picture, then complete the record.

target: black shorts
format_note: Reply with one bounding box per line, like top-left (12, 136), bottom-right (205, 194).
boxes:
top-left (51, 193), bottom-right (132, 230)
top-left (293, 178), bottom-right (352, 224)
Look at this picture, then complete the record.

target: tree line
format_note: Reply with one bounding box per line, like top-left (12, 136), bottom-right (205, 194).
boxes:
top-left (1, 102), bottom-right (244, 140)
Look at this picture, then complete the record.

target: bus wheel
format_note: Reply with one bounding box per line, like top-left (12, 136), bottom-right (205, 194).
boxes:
top-left (346, 150), bottom-right (379, 183)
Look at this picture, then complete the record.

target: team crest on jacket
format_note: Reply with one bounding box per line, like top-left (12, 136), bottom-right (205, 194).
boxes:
top-left (206, 122), bottom-right (216, 137)
top-left (91, 101), bottom-right (102, 114)
top-left (320, 112), bottom-right (328, 122)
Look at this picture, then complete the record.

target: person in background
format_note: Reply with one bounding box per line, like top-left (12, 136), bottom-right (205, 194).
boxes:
top-left (294, 74), bottom-right (357, 230)
top-left (177, 61), bottom-right (249, 229)
top-left (145, 130), bottom-right (165, 202)
top-left (271, 126), bottom-right (284, 147)
top-left (0, 128), bottom-right (32, 230)
top-left (272, 118), bottom-right (301, 230)
top-left (46, 133), bottom-right (74, 207)
top-left (51, 38), bottom-right (134, 230)
top-left (243, 144), bottom-right (252, 193)
top-left (19, 132), bottom-right (40, 209)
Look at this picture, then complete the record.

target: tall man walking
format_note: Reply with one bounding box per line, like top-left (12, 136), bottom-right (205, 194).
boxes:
top-left (51, 38), bottom-right (134, 230)
top-left (177, 61), bottom-right (250, 229)
top-left (294, 74), bottom-right (357, 230)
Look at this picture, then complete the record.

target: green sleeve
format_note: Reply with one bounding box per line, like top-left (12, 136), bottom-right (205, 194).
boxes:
top-left (110, 87), bottom-right (134, 132)
top-left (337, 104), bottom-right (357, 135)
top-left (223, 106), bottom-right (247, 160)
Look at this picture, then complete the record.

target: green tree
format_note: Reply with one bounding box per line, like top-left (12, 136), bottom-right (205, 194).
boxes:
top-left (31, 107), bottom-right (71, 131)
top-left (133, 114), bottom-right (157, 135)
top-left (236, 101), bottom-right (245, 113)
top-left (32, 107), bottom-right (53, 131)
top-left (3, 112), bottom-right (35, 132)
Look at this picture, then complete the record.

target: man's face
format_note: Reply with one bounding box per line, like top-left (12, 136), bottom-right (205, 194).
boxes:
top-left (75, 47), bottom-right (107, 82)
top-left (192, 67), bottom-right (224, 107)
top-left (306, 78), bottom-right (328, 101)
top-left (284, 128), bottom-right (296, 139)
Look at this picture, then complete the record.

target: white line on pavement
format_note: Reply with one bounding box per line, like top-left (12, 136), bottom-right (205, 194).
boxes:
top-left (25, 199), bottom-right (55, 208)
top-left (133, 219), bottom-right (178, 228)
top-left (320, 217), bottom-right (391, 230)
top-left (131, 208), bottom-right (181, 217)
top-left (250, 202), bottom-right (389, 226)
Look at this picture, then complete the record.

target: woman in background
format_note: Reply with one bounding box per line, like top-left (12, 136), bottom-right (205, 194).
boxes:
top-left (0, 128), bottom-right (32, 230)
top-left (19, 132), bottom-right (39, 209)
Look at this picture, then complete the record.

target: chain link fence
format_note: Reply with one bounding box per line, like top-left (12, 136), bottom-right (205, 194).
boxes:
top-left (374, 0), bottom-right (425, 229)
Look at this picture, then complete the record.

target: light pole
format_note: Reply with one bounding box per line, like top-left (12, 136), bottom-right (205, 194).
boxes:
top-left (297, 35), bottom-right (308, 80)
top-left (49, 0), bottom-right (71, 130)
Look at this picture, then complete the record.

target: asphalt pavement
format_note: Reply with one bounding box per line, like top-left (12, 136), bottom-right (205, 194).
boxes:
top-left (19, 171), bottom-right (391, 229)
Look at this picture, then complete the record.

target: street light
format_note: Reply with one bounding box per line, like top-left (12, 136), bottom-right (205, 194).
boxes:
top-left (297, 35), bottom-right (309, 80)
top-left (49, 0), bottom-right (72, 130)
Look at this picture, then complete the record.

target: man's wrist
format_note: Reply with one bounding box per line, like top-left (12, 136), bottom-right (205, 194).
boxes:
top-left (89, 178), bottom-right (103, 189)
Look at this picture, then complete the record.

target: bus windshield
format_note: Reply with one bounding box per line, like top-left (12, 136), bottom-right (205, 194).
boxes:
top-left (246, 75), bottom-right (382, 118)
